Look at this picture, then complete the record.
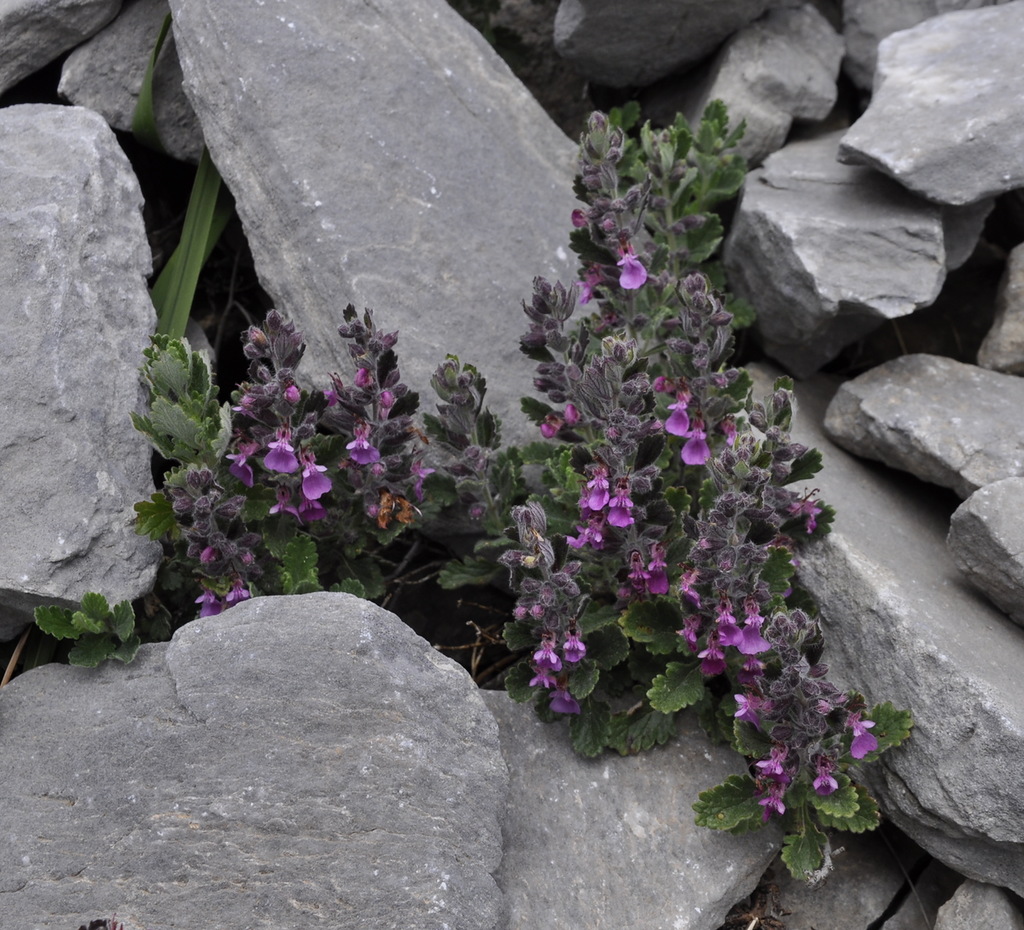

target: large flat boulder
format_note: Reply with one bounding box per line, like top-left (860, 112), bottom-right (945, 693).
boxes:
top-left (167, 0), bottom-right (579, 442)
top-left (839, 3), bottom-right (1024, 205)
top-left (0, 593), bottom-right (508, 928)
top-left (0, 104), bottom-right (161, 641)
top-left (482, 690), bottom-right (780, 930)
top-left (759, 365), bottom-right (1024, 895)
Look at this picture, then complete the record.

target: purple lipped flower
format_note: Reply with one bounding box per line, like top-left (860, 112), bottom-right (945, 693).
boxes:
top-left (533, 637), bottom-right (562, 672)
top-left (627, 550), bottom-right (651, 594)
top-left (195, 588), bottom-right (223, 617)
top-left (269, 486), bottom-right (301, 520)
top-left (579, 265), bottom-right (602, 304)
top-left (734, 693), bottom-right (763, 728)
top-left (813, 755), bottom-right (839, 796)
top-left (227, 439), bottom-right (260, 487)
top-left (264, 428), bottom-right (300, 473)
top-left (664, 393), bottom-right (691, 437)
top-left (616, 244), bottom-right (647, 290)
top-left (354, 366), bottom-right (373, 388)
top-left (583, 465), bottom-right (610, 511)
top-left (789, 495), bottom-right (823, 533)
top-left (848, 712), bottom-right (878, 759)
top-left (607, 478), bottom-right (634, 528)
top-left (346, 421), bottom-right (381, 465)
top-left (678, 615), bottom-right (702, 651)
top-left (540, 413), bottom-right (564, 438)
top-left (758, 781), bottom-right (787, 821)
top-left (564, 403), bottom-right (580, 426)
top-left (300, 450), bottom-right (332, 500)
top-left (679, 566), bottom-right (702, 607)
top-left (550, 687), bottom-right (581, 715)
top-left (298, 495), bottom-right (327, 523)
top-left (567, 512), bottom-right (605, 551)
top-left (716, 601), bottom-right (743, 648)
top-left (411, 461), bottom-right (435, 502)
top-left (563, 630), bottom-right (586, 664)
top-left (225, 579), bottom-right (251, 607)
top-left (698, 634), bottom-right (726, 676)
top-left (738, 601), bottom-right (771, 655)
top-left (199, 546), bottom-right (219, 565)
top-left (647, 543), bottom-right (669, 595)
top-left (681, 421), bottom-right (711, 466)
top-left (529, 667), bottom-right (558, 689)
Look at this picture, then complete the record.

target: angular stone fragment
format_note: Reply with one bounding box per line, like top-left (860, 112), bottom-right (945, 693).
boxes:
top-left (482, 690), bottom-right (779, 930)
top-left (553, 0), bottom-right (781, 89)
top-left (59, 0), bottom-right (204, 163)
top-left (0, 104), bottom-right (161, 641)
top-left (823, 354), bottom-right (1024, 498)
top-left (978, 243), bottom-right (1024, 374)
top-left (646, 4), bottom-right (843, 166)
top-left (841, 0), bottom-right (1006, 91)
top-left (751, 364), bottom-right (1024, 895)
top-left (723, 132), bottom-right (946, 376)
top-left (0, 593), bottom-right (507, 929)
top-left (934, 879), bottom-right (1024, 930)
top-left (0, 0), bottom-right (120, 96)
top-left (948, 477), bottom-right (1024, 629)
top-left (167, 0), bottom-right (579, 444)
top-left (839, 4), bottom-right (1024, 205)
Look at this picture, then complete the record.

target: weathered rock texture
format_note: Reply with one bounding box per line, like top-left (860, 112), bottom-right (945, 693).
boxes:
top-left (0, 0), bottom-right (120, 96)
top-left (483, 690), bottom-right (780, 930)
top-left (553, 0), bottom-right (783, 88)
top-left (978, 242), bottom-right (1024, 374)
top-left (649, 4), bottom-right (843, 167)
top-left (0, 104), bottom-right (161, 642)
top-left (760, 365), bottom-right (1024, 896)
top-left (934, 879), bottom-right (1024, 930)
top-left (167, 0), bottom-right (579, 443)
top-left (948, 477), bottom-right (1024, 629)
top-left (839, 3), bottom-right (1024, 205)
top-left (724, 132), bottom-right (946, 376)
top-left (60, 0), bottom-right (204, 163)
top-left (0, 593), bottom-right (508, 929)
top-left (823, 354), bottom-right (1024, 498)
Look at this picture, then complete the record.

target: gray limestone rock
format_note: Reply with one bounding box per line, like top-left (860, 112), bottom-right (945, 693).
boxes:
top-left (167, 0), bottom-right (579, 445)
top-left (823, 354), bottom-right (1024, 498)
top-left (645, 4), bottom-right (843, 167)
top-left (59, 0), bottom-right (204, 163)
top-left (723, 132), bottom-right (946, 376)
top-left (948, 477), bottom-right (1024, 629)
top-left (482, 690), bottom-right (780, 930)
top-left (553, 0), bottom-right (781, 89)
top-left (841, 0), bottom-right (1007, 91)
top-left (0, 593), bottom-right (507, 929)
top-left (883, 860), bottom-right (964, 930)
top-left (838, 4), bottom-right (1024, 205)
top-left (753, 364), bottom-right (1024, 895)
top-left (0, 0), bottom-right (120, 96)
top-left (978, 243), bottom-right (1024, 374)
top-left (934, 879), bottom-right (1024, 930)
top-left (0, 104), bottom-right (161, 642)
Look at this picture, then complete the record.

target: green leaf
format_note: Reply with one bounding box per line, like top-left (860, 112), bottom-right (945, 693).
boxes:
top-left (502, 620), bottom-right (537, 652)
top-left (577, 600), bottom-right (622, 634)
top-left (808, 780), bottom-right (858, 819)
top-left (79, 592), bottom-right (111, 625)
top-left (109, 633), bottom-right (142, 664)
top-left (131, 12), bottom-right (172, 154)
top-left (504, 660), bottom-right (537, 703)
top-left (619, 597), bottom-right (684, 655)
top-left (134, 492), bottom-right (177, 540)
top-left (861, 701), bottom-right (914, 758)
top-left (569, 697), bottom-right (611, 757)
top-left (762, 547), bottom-right (796, 594)
top-left (584, 625), bottom-right (629, 669)
top-left (151, 147), bottom-right (234, 339)
top-left (567, 661), bottom-right (600, 700)
top-left (664, 486), bottom-right (692, 517)
top-left (520, 395), bottom-right (555, 425)
top-left (332, 577), bottom-right (367, 599)
top-left (110, 601), bottom-right (136, 642)
top-left (437, 556), bottom-right (501, 589)
top-left (780, 823), bottom-right (828, 880)
top-left (68, 633), bottom-right (117, 668)
top-left (281, 535), bottom-right (321, 595)
top-left (647, 662), bottom-right (705, 713)
top-left (692, 774), bottom-right (763, 834)
top-left (608, 708), bottom-right (678, 755)
top-left (785, 448), bottom-right (824, 485)
top-left (816, 783), bottom-right (880, 833)
top-left (33, 605), bottom-right (77, 640)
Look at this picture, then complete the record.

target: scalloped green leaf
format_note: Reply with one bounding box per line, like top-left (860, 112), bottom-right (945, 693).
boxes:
top-left (619, 597), bottom-right (684, 655)
top-left (780, 823), bottom-right (827, 881)
top-left (33, 605), bottom-right (77, 640)
top-left (692, 774), bottom-right (763, 834)
top-left (647, 661), bottom-right (704, 713)
top-left (816, 784), bottom-right (881, 833)
top-left (134, 492), bottom-right (177, 540)
top-left (569, 697), bottom-right (611, 757)
top-left (68, 633), bottom-right (117, 668)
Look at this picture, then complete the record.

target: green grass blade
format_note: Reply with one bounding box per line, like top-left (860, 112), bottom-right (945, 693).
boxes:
top-left (151, 147), bottom-right (233, 338)
top-left (132, 12), bottom-right (173, 154)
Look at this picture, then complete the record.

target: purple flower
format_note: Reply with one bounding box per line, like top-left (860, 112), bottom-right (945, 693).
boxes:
top-left (264, 428), bottom-right (300, 473)
top-left (411, 461), bottom-right (435, 502)
top-left (698, 635), bottom-right (726, 676)
top-left (564, 403), bottom-right (580, 426)
top-left (284, 384), bottom-right (301, 404)
top-left (715, 601), bottom-right (743, 648)
top-left (550, 687), bottom-right (581, 715)
top-left (563, 631), bottom-right (586, 663)
top-left (647, 543), bottom-right (669, 595)
top-left (300, 451), bottom-right (332, 500)
top-left (583, 465), bottom-right (610, 511)
top-left (607, 479), bottom-right (634, 528)
top-left (346, 421), bottom-right (381, 465)
top-left (195, 588), bottom-right (223, 617)
top-left (269, 486), bottom-right (301, 520)
top-left (529, 667), bottom-right (558, 689)
top-left (533, 637), bottom-right (562, 672)
top-left (579, 266), bottom-right (602, 304)
top-left (616, 244), bottom-right (647, 290)
top-left (298, 495), bottom-right (327, 522)
top-left (813, 755), bottom-right (839, 796)
top-left (734, 693), bottom-right (763, 728)
top-left (225, 579), bottom-right (251, 607)
top-left (758, 783), bottom-right (787, 821)
top-left (540, 413), bottom-right (563, 438)
top-left (678, 566), bottom-right (702, 607)
top-left (789, 496), bottom-right (823, 533)
top-left (354, 366), bottom-right (373, 388)
top-left (664, 394), bottom-right (691, 436)
top-left (848, 712), bottom-right (878, 759)
top-left (681, 422), bottom-right (711, 465)
top-left (566, 512), bottom-right (605, 550)
top-left (571, 208), bottom-right (588, 228)
top-left (227, 439), bottom-right (260, 487)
